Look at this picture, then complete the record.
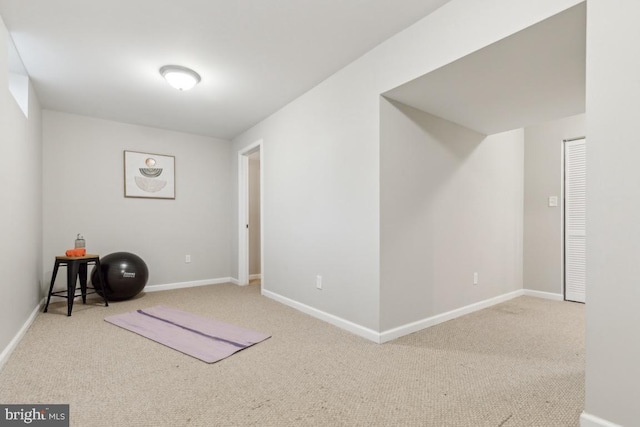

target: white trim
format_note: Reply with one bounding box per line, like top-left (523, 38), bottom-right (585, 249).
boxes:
top-left (249, 274), bottom-right (262, 280)
top-left (560, 139), bottom-right (566, 299)
top-left (379, 290), bottom-right (525, 343)
top-left (144, 278), bottom-right (233, 293)
top-left (238, 152), bottom-right (249, 286)
top-left (261, 289), bottom-right (381, 343)
top-left (0, 300), bottom-right (43, 371)
top-left (580, 412), bottom-right (623, 427)
top-left (49, 276), bottom-right (246, 296)
top-left (261, 288), bottom-right (567, 344)
top-left (262, 288), bottom-right (524, 344)
top-left (523, 289), bottom-right (564, 301)
top-left (259, 142), bottom-right (264, 289)
top-left (237, 139), bottom-right (263, 287)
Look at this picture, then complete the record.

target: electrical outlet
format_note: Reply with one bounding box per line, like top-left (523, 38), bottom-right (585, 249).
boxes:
top-left (316, 275), bottom-right (322, 290)
top-left (473, 272), bottom-right (478, 285)
top-left (185, 254), bottom-right (191, 263)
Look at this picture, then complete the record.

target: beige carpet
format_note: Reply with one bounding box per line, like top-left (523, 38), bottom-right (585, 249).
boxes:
top-left (0, 284), bottom-right (584, 426)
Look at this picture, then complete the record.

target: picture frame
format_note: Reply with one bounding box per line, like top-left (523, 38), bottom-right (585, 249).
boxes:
top-left (124, 150), bottom-right (175, 199)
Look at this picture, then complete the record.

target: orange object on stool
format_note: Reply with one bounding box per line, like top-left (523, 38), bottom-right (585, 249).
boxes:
top-left (65, 248), bottom-right (86, 257)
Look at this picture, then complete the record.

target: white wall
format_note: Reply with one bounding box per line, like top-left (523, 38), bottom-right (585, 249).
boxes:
top-left (42, 111), bottom-right (232, 292)
top-left (380, 99), bottom-right (524, 331)
top-left (231, 72), bottom-right (382, 329)
top-left (232, 0), bottom-right (581, 332)
top-left (0, 17), bottom-right (43, 360)
top-left (523, 114), bottom-right (585, 296)
top-left (248, 153), bottom-right (261, 276)
top-left (583, 0), bottom-right (640, 425)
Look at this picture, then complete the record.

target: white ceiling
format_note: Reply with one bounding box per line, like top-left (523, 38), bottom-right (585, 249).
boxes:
top-left (0, 0), bottom-right (452, 139)
top-left (385, 3), bottom-right (586, 135)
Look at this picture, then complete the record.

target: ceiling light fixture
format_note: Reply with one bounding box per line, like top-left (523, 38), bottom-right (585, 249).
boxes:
top-left (159, 65), bottom-right (201, 91)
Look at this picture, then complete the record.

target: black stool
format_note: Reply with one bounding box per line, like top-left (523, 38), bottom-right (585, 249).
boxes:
top-left (44, 254), bottom-right (109, 316)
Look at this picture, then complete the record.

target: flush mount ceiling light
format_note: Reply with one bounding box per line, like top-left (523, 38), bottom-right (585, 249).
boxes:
top-left (159, 65), bottom-right (201, 91)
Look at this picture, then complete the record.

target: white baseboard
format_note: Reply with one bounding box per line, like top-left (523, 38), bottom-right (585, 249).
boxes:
top-left (44, 277), bottom-right (235, 301)
top-left (249, 274), bottom-right (262, 280)
top-left (580, 412), bottom-right (623, 427)
top-left (229, 277), bottom-right (240, 285)
top-left (260, 288), bottom-right (561, 344)
top-left (0, 300), bottom-right (43, 372)
top-left (523, 289), bottom-right (564, 301)
top-left (379, 290), bottom-right (525, 343)
top-left (144, 277), bottom-right (234, 293)
top-left (261, 289), bottom-right (381, 343)
top-left (46, 276), bottom-right (237, 298)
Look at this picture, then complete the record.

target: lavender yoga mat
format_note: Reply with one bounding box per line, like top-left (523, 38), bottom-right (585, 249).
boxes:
top-left (105, 305), bottom-right (270, 363)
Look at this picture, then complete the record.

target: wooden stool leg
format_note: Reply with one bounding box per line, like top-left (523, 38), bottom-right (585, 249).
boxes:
top-left (67, 261), bottom-right (80, 316)
top-left (44, 260), bottom-right (61, 313)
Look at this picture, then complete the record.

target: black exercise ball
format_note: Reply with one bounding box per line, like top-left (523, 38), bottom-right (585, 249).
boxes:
top-left (91, 252), bottom-right (148, 301)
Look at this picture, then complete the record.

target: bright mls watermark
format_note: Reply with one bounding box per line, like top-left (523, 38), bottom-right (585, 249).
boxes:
top-left (0, 405), bottom-right (68, 426)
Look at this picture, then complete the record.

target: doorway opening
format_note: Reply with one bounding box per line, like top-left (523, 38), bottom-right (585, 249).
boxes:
top-left (238, 140), bottom-right (263, 287)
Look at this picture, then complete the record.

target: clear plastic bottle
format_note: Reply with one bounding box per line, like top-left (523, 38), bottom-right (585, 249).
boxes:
top-left (75, 234), bottom-right (85, 249)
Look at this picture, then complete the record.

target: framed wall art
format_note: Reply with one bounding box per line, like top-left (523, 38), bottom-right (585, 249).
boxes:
top-left (124, 150), bottom-right (175, 199)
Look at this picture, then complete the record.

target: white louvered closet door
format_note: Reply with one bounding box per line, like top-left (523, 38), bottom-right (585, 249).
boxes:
top-left (565, 138), bottom-right (586, 303)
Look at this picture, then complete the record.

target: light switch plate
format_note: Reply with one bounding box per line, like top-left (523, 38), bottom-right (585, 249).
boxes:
top-left (548, 196), bottom-right (559, 207)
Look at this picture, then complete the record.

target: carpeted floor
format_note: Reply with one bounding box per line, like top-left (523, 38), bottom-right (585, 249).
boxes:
top-left (0, 283), bottom-right (584, 426)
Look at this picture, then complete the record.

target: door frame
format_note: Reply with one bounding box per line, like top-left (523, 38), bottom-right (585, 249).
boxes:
top-left (238, 139), bottom-right (263, 286)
